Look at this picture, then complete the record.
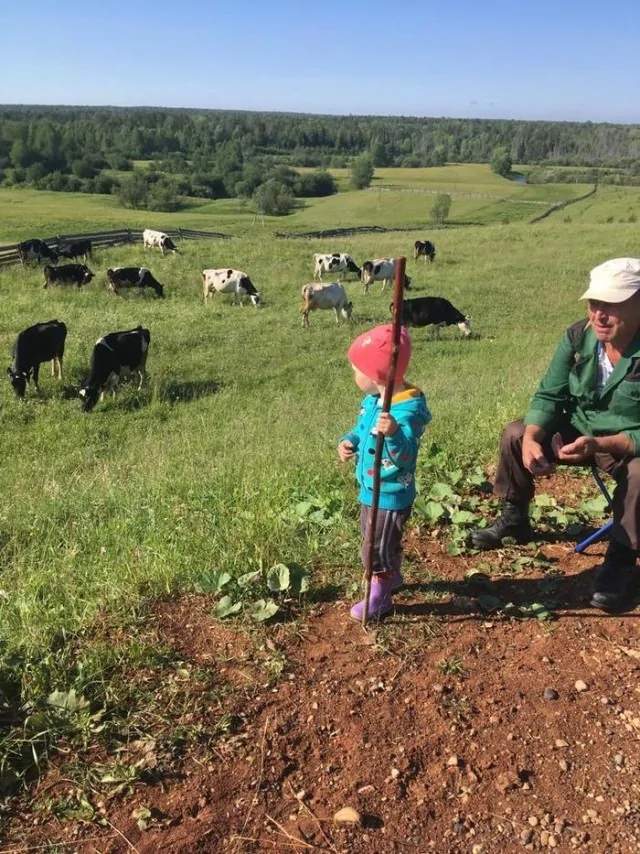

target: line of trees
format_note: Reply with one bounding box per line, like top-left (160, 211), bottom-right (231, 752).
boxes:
top-left (0, 106), bottom-right (639, 211)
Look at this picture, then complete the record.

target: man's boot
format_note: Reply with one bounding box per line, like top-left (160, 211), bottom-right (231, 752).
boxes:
top-left (591, 539), bottom-right (638, 612)
top-left (470, 500), bottom-right (533, 550)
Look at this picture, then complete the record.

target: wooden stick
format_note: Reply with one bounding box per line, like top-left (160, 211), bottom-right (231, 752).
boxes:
top-left (362, 257), bottom-right (406, 628)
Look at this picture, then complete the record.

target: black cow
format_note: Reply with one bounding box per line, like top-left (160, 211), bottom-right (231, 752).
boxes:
top-left (57, 239), bottom-right (92, 262)
top-left (7, 320), bottom-right (67, 398)
top-left (43, 264), bottom-right (94, 288)
top-left (395, 297), bottom-right (471, 337)
top-left (414, 240), bottom-right (436, 263)
top-left (17, 239), bottom-right (58, 265)
top-left (106, 267), bottom-right (164, 298)
top-left (79, 326), bottom-right (151, 412)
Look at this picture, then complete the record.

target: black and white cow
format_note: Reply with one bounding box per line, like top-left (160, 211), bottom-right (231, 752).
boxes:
top-left (361, 258), bottom-right (411, 294)
top-left (57, 239), bottom-right (92, 262)
top-left (79, 326), bottom-right (151, 412)
top-left (143, 229), bottom-right (178, 254)
top-left (17, 239), bottom-right (58, 265)
top-left (43, 264), bottom-right (94, 288)
top-left (313, 252), bottom-right (361, 281)
top-left (202, 268), bottom-right (261, 306)
top-left (414, 240), bottom-right (436, 263)
top-left (106, 267), bottom-right (164, 298)
top-left (395, 297), bottom-right (471, 337)
top-left (300, 282), bottom-right (353, 328)
top-left (7, 320), bottom-right (67, 398)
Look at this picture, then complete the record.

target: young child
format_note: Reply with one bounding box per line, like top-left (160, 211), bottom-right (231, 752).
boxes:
top-left (337, 324), bottom-right (431, 620)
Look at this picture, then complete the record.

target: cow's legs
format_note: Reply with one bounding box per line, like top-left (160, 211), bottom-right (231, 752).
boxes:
top-left (33, 364), bottom-right (40, 390)
top-left (334, 307), bottom-right (341, 324)
top-left (57, 356), bottom-right (63, 380)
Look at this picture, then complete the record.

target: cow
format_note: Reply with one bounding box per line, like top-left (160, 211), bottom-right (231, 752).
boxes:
top-left (395, 297), bottom-right (471, 337)
top-left (143, 229), bottom-right (178, 255)
top-left (6, 320), bottom-right (67, 398)
top-left (106, 267), bottom-right (164, 298)
top-left (79, 326), bottom-right (151, 412)
top-left (414, 240), bottom-right (436, 263)
top-left (361, 258), bottom-right (412, 294)
top-left (202, 268), bottom-right (261, 306)
top-left (300, 282), bottom-right (353, 328)
top-left (17, 239), bottom-right (58, 265)
top-left (43, 264), bottom-right (94, 288)
top-left (57, 239), bottom-right (92, 262)
top-left (313, 252), bottom-right (361, 281)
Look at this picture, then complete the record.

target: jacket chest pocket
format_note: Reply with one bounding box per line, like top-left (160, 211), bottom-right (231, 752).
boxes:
top-left (612, 381), bottom-right (640, 418)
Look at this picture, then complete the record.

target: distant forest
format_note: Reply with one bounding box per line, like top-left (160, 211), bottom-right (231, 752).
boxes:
top-left (1, 106), bottom-right (639, 210)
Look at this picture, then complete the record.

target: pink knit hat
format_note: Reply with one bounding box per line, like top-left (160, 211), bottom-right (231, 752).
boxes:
top-left (347, 324), bottom-right (411, 384)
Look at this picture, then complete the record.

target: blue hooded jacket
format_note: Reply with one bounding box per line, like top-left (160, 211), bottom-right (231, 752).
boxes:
top-left (339, 386), bottom-right (431, 510)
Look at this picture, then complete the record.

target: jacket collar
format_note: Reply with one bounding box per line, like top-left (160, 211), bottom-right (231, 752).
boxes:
top-left (583, 326), bottom-right (640, 396)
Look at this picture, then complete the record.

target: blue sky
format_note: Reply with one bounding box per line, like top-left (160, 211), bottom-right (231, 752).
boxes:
top-left (1, 0), bottom-right (638, 123)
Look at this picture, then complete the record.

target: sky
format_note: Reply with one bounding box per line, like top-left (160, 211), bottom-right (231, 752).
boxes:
top-left (1, 0), bottom-right (639, 123)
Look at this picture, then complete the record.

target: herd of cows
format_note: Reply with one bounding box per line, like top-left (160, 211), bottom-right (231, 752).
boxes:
top-left (7, 231), bottom-right (471, 411)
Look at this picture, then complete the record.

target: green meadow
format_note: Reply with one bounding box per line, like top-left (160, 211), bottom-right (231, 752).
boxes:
top-left (0, 165), bottom-right (638, 789)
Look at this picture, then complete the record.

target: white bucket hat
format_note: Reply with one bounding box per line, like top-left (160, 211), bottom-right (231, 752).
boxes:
top-left (580, 258), bottom-right (640, 303)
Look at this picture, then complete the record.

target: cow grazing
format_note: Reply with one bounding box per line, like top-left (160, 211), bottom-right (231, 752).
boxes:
top-left (313, 252), bottom-right (361, 281)
top-left (43, 264), bottom-right (94, 288)
top-left (143, 229), bottom-right (178, 255)
top-left (300, 282), bottom-right (353, 328)
top-left (7, 320), bottom-right (67, 398)
top-left (395, 297), bottom-right (471, 337)
top-left (414, 240), bottom-right (436, 263)
top-left (17, 239), bottom-right (58, 265)
top-left (202, 268), bottom-right (261, 306)
top-left (79, 326), bottom-right (151, 412)
top-left (361, 258), bottom-right (412, 294)
top-left (106, 267), bottom-right (164, 298)
top-left (57, 239), bottom-right (92, 262)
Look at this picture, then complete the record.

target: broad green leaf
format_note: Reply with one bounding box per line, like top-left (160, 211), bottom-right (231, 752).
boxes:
top-left (237, 570), bottom-right (261, 588)
top-left (250, 598), bottom-right (279, 622)
top-left (580, 494), bottom-right (608, 515)
top-left (534, 493), bottom-right (557, 508)
top-left (197, 570), bottom-right (231, 593)
top-left (216, 596), bottom-right (242, 618)
top-left (47, 689), bottom-right (89, 713)
top-left (429, 482), bottom-right (455, 500)
top-left (451, 509), bottom-right (477, 526)
top-left (417, 500), bottom-right (445, 523)
top-left (267, 563), bottom-right (290, 592)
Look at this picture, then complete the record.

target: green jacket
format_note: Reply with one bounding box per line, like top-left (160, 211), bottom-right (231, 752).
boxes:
top-left (524, 319), bottom-right (640, 456)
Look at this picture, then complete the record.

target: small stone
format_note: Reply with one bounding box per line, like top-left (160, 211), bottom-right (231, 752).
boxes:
top-left (540, 830), bottom-right (550, 846)
top-left (554, 739), bottom-right (568, 748)
top-left (447, 755), bottom-right (460, 767)
top-left (600, 696), bottom-right (612, 705)
top-left (614, 753), bottom-right (625, 767)
top-left (559, 759), bottom-right (569, 772)
top-left (520, 828), bottom-right (533, 844)
top-left (528, 816), bottom-right (539, 827)
top-left (575, 680), bottom-right (588, 693)
top-left (548, 835), bottom-right (558, 848)
top-left (333, 807), bottom-right (361, 825)
top-left (544, 687), bottom-right (559, 701)
top-left (472, 846), bottom-right (483, 854)
top-left (357, 784), bottom-right (374, 794)
top-left (295, 789), bottom-right (306, 801)
top-left (390, 767), bottom-right (401, 780)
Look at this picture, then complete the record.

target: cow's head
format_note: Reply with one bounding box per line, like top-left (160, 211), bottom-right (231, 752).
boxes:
top-left (459, 317), bottom-right (472, 337)
top-left (79, 385), bottom-right (99, 412)
top-left (360, 261), bottom-right (373, 284)
top-left (151, 281), bottom-right (165, 298)
top-left (82, 266), bottom-right (94, 285)
top-left (7, 367), bottom-right (27, 398)
top-left (249, 292), bottom-right (262, 307)
top-left (404, 274), bottom-right (412, 290)
top-left (342, 301), bottom-right (353, 321)
top-left (162, 237), bottom-right (178, 253)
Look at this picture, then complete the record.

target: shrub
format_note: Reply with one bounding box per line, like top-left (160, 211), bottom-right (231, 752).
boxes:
top-left (293, 170), bottom-right (337, 197)
top-left (253, 179), bottom-right (295, 215)
top-left (72, 158), bottom-right (98, 179)
top-left (351, 154), bottom-right (374, 189)
top-left (147, 177), bottom-right (181, 211)
top-left (491, 146), bottom-right (512, 177)
top-left (118, 171), bottom-right (149, 209)
top-left (430, 193), bottom-right (451, 225)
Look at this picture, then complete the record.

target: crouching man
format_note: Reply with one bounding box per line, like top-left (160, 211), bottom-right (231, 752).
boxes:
top-left (471, 258), bottom-right (640, 612)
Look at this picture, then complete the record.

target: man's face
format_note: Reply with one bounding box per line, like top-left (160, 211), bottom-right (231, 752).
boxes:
top-left (588, 292), bottom-right (640, 345)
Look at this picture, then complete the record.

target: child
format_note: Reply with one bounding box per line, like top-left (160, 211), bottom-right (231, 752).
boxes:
top-left (338, 324), bottom-right (431, 620)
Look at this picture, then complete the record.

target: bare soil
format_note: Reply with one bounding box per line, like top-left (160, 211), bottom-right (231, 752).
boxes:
top-left (4, 473), bottom-right (640, 853)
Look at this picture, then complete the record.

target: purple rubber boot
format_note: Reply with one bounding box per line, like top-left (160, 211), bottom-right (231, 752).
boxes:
top-left (350, 575), bottom-right (394, 621)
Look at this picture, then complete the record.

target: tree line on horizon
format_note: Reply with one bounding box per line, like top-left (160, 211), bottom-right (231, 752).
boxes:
top-left (1, 106), bottom-right (639, 213)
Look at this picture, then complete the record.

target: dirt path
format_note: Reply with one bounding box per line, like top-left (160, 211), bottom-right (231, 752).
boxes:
top-left (5, 487), bottom-right (640, 852)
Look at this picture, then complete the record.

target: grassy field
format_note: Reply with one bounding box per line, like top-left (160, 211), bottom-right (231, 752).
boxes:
top-left (1, 168), bottom-right (638, 797)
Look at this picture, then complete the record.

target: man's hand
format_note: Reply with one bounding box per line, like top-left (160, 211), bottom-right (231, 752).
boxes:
top-left (522, 434), bottom-right (555, 476)
top-left (377, 413), bottom-right (398, 436)
top-left (338, 440), bottom-right (356, 462)
top-left (554, 435), bottom-right (598, 464)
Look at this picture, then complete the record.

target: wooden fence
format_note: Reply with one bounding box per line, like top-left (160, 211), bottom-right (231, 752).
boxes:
top-left (0, 226), bottom-right (230, 267)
